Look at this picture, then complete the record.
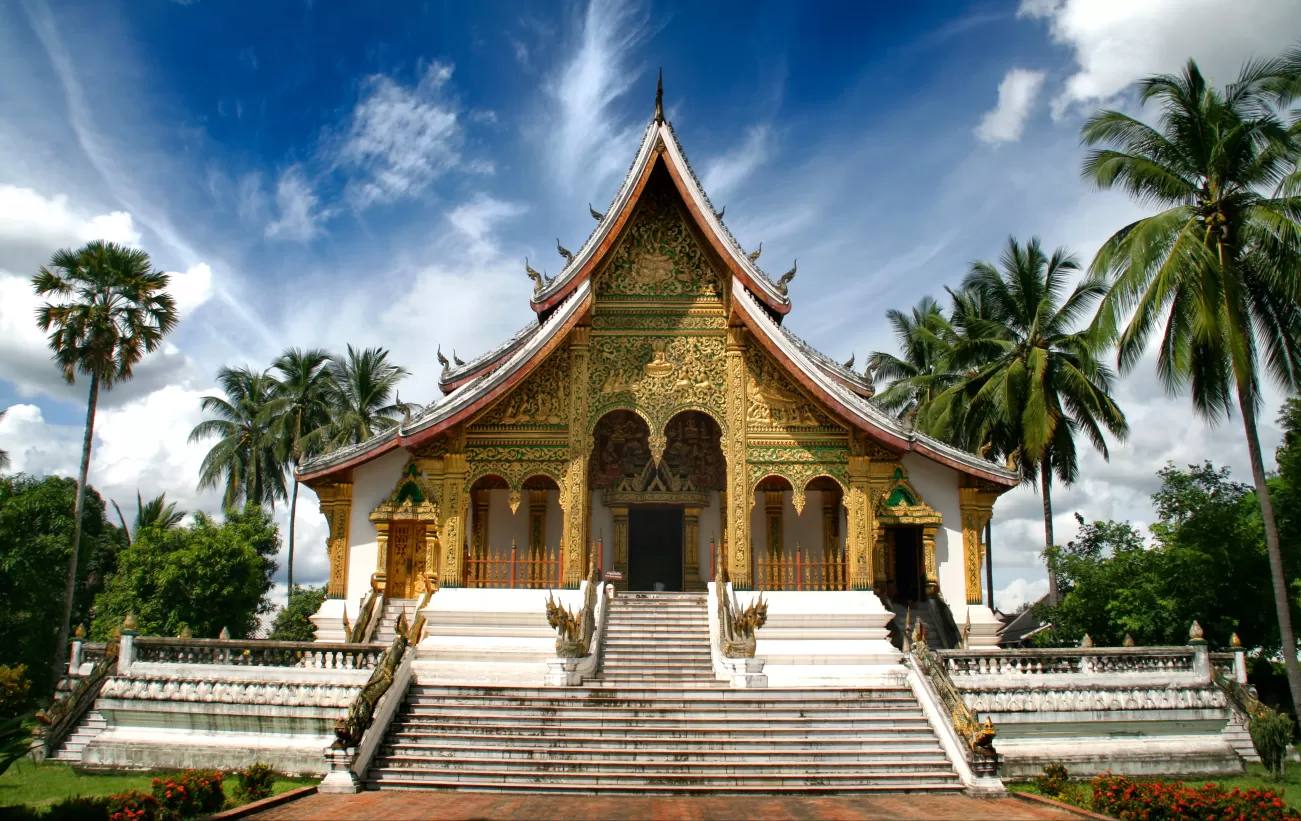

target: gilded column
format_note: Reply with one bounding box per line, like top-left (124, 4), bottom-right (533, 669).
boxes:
top-left (372, 520), bottom-right (390, 595)
top-left (611, 505), bottom-right (629, 591)
top-left (316, 481), bottom-right (353, 599)
top-left (684, 505), bottom-right (703, 591)
top-left (958, 486), bottom-right (997, 605)
top-left (439, 452), bottom-right (468, 588)
top-left (844, 454), bottom-right (875, 591)
top-left (563, 326), bottom-right (591, 589)
top-left (724, 326), bottom-right (752, 588)
top-left (922, 525), bottom-right (939, 596)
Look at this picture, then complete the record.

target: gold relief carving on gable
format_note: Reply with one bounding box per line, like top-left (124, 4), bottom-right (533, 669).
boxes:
top-left (744, 349), bottom-right (838, 431)
top-left (591, 311), bottom-right (726, 332)
top-left (475, 349), bottom-right (571, 428)
top-left (589, 334), bottom-right (727, 432)
top-left (371, 461), bottom-right (441, 523)
top-left (596, 186), bottom-right (723, 299)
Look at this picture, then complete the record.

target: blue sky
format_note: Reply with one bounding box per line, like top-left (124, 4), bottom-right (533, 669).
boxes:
top-left (2, 0), bottom-right (1300, 611)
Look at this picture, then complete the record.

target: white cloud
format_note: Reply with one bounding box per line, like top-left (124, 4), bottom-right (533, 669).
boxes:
top-left (546, 0), bottom-right (650, 191)
top-left (265, 166), bottom-right (328, 242)
top-left (165, 262), bottom-right (214, 317)
top-left (446, 194), bottom-right (527, 261)
top-left (0, 184), bottom-right (140, 273)
top-left (701, 125), bottom-right (772, 198)
top-left (995, 577), bottom-right (1050, 612)
top-left (974, 68), bottom-right (1045, 144)
top-left (1019, 0), bottom-right (1301, 117)
top-left (340, 62), bottom-right (463, 208)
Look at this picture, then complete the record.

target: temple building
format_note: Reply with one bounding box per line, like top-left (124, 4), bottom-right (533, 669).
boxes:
top-left (297, 82), bottom-right (1019, 652)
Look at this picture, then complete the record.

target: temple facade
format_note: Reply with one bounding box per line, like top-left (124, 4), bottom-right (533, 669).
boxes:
top-left (298, 97), bottom-right (1019, 649)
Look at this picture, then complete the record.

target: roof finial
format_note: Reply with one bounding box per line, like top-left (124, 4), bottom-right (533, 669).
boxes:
top-left (654, 68), bottom-right (664, 124)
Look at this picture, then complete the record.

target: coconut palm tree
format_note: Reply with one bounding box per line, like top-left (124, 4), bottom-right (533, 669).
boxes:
top-left (189, 366), bottom-right (287, 510)
top-left (1082, 58), bottom-right (1301, 707)
top-left (134, 491), bottom-right (186, 533)
top-left (270, 348), bottom-right (335, 603)
top-left (32, 240), bottom-right (178, 681)
top-left (934, 237), bottom-right (1129, 602)
top-left (326, 345), bottom-right (415, 450)
top-left (867, 296), bottom-right (962, 435)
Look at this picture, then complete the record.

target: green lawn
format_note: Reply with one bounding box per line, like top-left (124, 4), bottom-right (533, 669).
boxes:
top-left (1011, 762), bottom-right (1301, 813)
top-left (0, 760), bottom-right (316, 810)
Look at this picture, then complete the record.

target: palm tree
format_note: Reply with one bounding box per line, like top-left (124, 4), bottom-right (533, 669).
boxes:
top-left (0, 408), bottom-right (10, 472)
top-left (134, 491), bottom-right (186, 532)
top-left (189, 366), bottom-right (287, 510)
top-left (1082, 58), bottom-right (1301, 708)
top-left (867, 296), bottom-right (962, 435)
top-left (935, 237), bottom-right (1129, 602)
top-left (32, 240), bottom-right (178, 681)
top-left (270, 348), bottom-right (335, 603)
top-left (326, 345), bottom-right (415, 449)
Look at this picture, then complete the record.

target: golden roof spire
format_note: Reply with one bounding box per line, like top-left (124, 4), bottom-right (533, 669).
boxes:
top-left (654, 68), bottom-right (664, 124)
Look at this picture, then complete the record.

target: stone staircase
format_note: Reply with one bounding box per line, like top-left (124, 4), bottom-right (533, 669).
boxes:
top-left (372, 598), bottom-right (419, 644)
top-left (51, 709), bottom-right (105, 763)
top-left (365, 591), bottom-right (963, 794)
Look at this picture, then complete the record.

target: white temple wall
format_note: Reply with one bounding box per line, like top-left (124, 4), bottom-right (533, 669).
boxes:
top-left (749, 490), bottom-right (829, 560)
top-left (589, 491), bottom-right (614, 570)
top-left (697, 490), bottom-right (720, 578)
top-left (483, 489), bottom-right (562, 556)
top-left (901, 453), bottom-right (967, 617)
top-left (345, 448), bottom-right (408, 605)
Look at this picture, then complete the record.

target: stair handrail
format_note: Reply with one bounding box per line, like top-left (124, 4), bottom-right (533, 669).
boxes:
top-left (348, 588), bottom-right (379, 644)
top-left (715, 539), bottom-right (768, 658)
top-left (910, 622), bottom-right (999, 775)
top-left (546, 557), bottom-right (600, 658)
top-left (37, 639), bottom-right (119, 758)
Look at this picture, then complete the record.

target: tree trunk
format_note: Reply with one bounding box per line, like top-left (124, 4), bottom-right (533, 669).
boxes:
top-left (287, 478), bottom-right (299, 606)
top-left (52, 374), bottom-right (99, 684)
top-left (1041, 456), bottom-right (1058, 605)
top-left (1239, 389), bottom-right (1301, 715)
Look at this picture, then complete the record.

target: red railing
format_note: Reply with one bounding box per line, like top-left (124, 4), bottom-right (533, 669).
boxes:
top-left (463, 544), bottom-right (563, 589)
top-left (755, 545), bottom-right (846, 591)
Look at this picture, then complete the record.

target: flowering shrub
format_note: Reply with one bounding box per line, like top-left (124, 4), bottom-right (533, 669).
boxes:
top-left (233, 762), bottom-right (277, 802)
top-left (151, 770), bottom-right (224, 821)
top-left (1033, 762), bottom-right (1070, 798)
top-left (0, 664), bottom-right (32, 719)
top-left (105, 790), bottom-right (158, 821)
top-left (1091, 773), bottom-right (1301, 821)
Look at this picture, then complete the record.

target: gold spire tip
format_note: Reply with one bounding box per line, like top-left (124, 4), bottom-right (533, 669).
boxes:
top-left (654, 68), bottom-right (664, 124)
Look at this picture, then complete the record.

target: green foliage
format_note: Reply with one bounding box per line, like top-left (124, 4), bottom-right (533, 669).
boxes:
top-left (232, 763), bottom-right (276, 803)
top-left (151, 771), bottom-right (223, 821)
top-left (1252, 712), bottom-right (1295, 782)
top-left (133, 493), bottom-right (185, 535)
top-left (0, 666), bottom-right (32, 720)
top-left (44, 796), bottom-right (110, 821)
top-left (1091, 773), bottom-right (1301, 821)
top-left (104, 790), bottom-right (157, 821)
top-left (325, 345), bottom-right (415, 449)
top-left (0, 475), bottom-right (124, 692)
top-left (90, 506), bottom-right (278, 640)
top-left (1035, 462), bottom-right (1277, 649)
top-left (0, 716), bottom-right (32, 779)
top-left (268, 587), bottom-right (326, 642)
top-left (1033, 762), bottom-right (1070, 798)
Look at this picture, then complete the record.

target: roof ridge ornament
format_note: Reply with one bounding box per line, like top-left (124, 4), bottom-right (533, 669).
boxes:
top-left (437, 346), bottom-right (450, 373)
top-left (714, 205), bottom-right (725, 220)
top-left (556, 238), bottom-right (574, 266)
top-left (844, 353), bottom-right (855, 369)
top-left (654, 68), bottom-right (664, 124)
top-left (525, 257), bottom-right (545, 294)
top-left (776, 259), bottom-right (797, 295)
top-left (452, 350), bottom-right (465, 366)
top-left (589, 203), bottom-right (604, 221)
top-left (747, 242), bottom-right (762, 262)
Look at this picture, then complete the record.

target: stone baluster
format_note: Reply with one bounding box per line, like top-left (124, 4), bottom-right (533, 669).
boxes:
top-left (117, 613), bottom-right (138, 675)
top-left (1188, 621), bottom-right (1210, 680)
top-left (1231, 633), bottom-right (1248, 683)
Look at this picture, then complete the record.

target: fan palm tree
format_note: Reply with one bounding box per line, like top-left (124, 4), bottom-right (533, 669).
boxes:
top-left (326, 345), bottom-right (415, 449)
top-left (32, 240), bottom-right (178, 682)
top-left (867, 296), bottom-right (962, 435)
top-left (270, 348), bottom-right (335, 602)
top-left (1083, 58), bottom-right (1301, 707)
top-left (934, 237), bottom-right (1128, 603)
top-left (189, 366), bottom-right (287, 510)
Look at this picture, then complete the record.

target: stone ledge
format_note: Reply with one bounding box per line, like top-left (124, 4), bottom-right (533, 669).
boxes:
top-left (203, 786), bottom-right (318, 820)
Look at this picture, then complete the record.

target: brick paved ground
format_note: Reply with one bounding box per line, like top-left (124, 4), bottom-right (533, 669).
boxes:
top-left (249, 791), bottom-right (1084, 821)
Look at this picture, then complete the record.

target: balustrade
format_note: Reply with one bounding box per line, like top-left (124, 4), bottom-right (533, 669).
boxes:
top-left (131, 637), bottom-right (384, 670)
top-left (940, 647), bottom-right (1195, 677)
top-left (463, 544), bottom-right (563, 589)
top-left (755, 545), bottom-right (846, 591)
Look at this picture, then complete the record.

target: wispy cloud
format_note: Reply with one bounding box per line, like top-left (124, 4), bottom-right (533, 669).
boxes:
top-left (701, 125), bottom-right (772, 198)
top-left (264, 165), bottom-right (329, 242)
top-left (340, 61), bottom-right (465, 208)
top-left (546, 0), bottom-right (651, 192)
top-left (447, 194), bottom-right (527, 261)
top-left (974, 68), bottom-right (1045, 144)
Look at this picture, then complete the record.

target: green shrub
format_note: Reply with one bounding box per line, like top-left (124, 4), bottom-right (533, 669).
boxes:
top-left (44, 796), bottom-right (110, 821)
top-left (0, 665), bottom-right (32, 720)
top-left (104, 790), bottom-right (157, 821)
top-left (1250, 711), bottom-right (1295, 780)
top-left (1033, 762), bottom-right (1069, 798)
top-left (233, 762), bottom-right (276, 802)
top-left (0, 804), bottom-right (45, 821)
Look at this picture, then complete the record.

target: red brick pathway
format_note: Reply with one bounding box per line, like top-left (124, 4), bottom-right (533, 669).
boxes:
top-left (249, 791), bottom-right (1084, 821)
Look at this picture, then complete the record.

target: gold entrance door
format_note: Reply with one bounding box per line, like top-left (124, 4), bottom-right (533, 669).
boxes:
top-left (386, 521), bottom-right (427, 599)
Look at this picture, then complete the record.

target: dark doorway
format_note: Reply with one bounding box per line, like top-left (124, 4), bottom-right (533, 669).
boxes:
top-left (628, 507), bottom-right (684, 591)
top-left (891, 527), bottom-right (924, 602)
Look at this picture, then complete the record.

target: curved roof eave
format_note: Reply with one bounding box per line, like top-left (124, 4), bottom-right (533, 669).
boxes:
top-left (732, 283), bottom-right (1019, 487)
top-left (297, 280), bottom-right (593, 484)
top-left (530, 120), bottom-right (792, 317)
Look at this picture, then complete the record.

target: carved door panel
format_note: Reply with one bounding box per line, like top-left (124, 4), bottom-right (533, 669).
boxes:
top-left (386, 522), bottom-right (427, 599)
